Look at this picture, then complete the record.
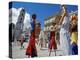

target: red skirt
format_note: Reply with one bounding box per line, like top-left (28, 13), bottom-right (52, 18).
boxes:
top-left (26, 36), bottom-right (37, 57)
top-left (49, 37), bottom-right (57, 50)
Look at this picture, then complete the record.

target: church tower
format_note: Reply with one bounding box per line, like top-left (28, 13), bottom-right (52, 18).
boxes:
top-left (15, 8), bottom-right (25, 41)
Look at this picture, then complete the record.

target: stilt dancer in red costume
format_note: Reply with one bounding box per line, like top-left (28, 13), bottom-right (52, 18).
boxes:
top-left (26, 14), bottom-right (37, 58)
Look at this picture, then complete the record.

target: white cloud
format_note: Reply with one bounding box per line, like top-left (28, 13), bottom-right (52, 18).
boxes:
top-left (9, 7), bottom-right (31, 29)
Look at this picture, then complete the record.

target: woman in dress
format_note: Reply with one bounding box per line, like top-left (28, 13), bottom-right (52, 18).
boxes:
top-left (70, 14), bottom-right (78, 55)
top-left (49, 25), bottom-right (57, 56)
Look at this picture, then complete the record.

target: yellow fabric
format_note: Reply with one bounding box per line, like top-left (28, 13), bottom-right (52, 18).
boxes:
top-left (71, 32), bottom-right (78, 44)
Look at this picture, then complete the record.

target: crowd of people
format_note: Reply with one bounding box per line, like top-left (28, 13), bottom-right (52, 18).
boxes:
top-left (14, 5), bottom-right (78, 57)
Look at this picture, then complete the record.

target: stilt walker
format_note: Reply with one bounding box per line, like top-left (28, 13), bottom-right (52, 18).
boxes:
top-left (26, 14), bottom-right (37, 57)
top-left (58, 5), bottom-right (71, 55)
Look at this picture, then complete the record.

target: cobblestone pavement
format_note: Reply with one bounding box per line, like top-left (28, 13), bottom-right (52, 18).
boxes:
top-left (12, 42), bottom-right (63, 59)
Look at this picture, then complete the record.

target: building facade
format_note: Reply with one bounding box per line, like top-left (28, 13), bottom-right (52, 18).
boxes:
top-left (44, 14), bottom-right (61, 32)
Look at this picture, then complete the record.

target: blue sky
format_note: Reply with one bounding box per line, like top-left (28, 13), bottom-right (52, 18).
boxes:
top-left (9, 1), bottom-right (78, 30)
